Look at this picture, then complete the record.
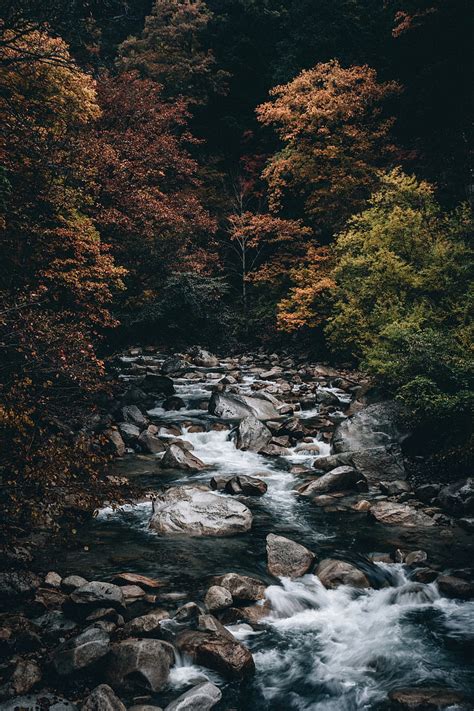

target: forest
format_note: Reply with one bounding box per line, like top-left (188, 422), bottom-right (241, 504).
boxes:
top-left (0, 1), bottom-right (473, 710)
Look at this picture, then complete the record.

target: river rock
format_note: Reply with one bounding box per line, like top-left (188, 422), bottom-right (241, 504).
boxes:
top-left (161, 357), bottom-right (188, 375)
top-left (369, 501), bottom-right (436, 527)
top-left (388, 686), bottom-right (470, 709)
top-left (149, 486), bottom-right (252, 536)
top-left (69, 581), bottom-right (125, 612)
top-left (235, 415), bottom-right (272, 452)
top-left (298, 466), bottom-right (366, 496)
top-left (32, 610), bottom-right (77, 640)
top-left (44, 572), bottom-right (62, 589)
top-left (437, 478), bottom-right (474, 516)
top-left (209, 392), bottom-right (279, 421)
top-left (212, 573), bottom-right (265, 602)
top-left (105, 638), bottom-right (174, 691)
top-left (122, 405), bottom-right (146, 427)
top-left (165, 681), bottom-right (222, 711)
top-left (141, 374), bottom-right (175, 395)
top-left (0, 571), bottom-right (41, 599)
top-left (380, 480), bottom-right (411, 496)
top-left (404, 550), bottom-right (428, 566)
top-left (415, 483), bottom-right (441, 503)
top-left (198, 613), bottom-right (235, 641)
top-left (163, 396), bottom-right (186, 411)
top-left (316, 559), bottom-right (370, 589)
top-left (62, 575), bottom-right (88, 592)
top-left (436, 575), bottom-right (474, 600)
top-left (210, 475), bottom-right (267, 496)
top-left (118, 422), bottom-right (140, 445)
top-left (82, 684), bottom-right (126, 711)
top-left (333, 401), bottom-right (407, 453)
top-left (161, 444), bottom-right (205, 471)
top-left (105, 428), bottom-right (126, 456)
top-left (11, 659), bottom-right (42, 695)
top-left (176, 630), bottom-right (255, 679)
top-left (52, 627), bottom-right (110, 675)
top-left (138, 430), bottom-right (166, 454)
top-left (0, 694), bottom-right (78, 711)
top-left (191, 348), bottom-right (219, 368)
top-left (204, 585), bottom-right (233, 612)
top-left (266, 534), bottom-right (316, 578)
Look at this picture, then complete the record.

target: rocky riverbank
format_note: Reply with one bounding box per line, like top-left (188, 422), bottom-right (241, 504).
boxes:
top-left (1, 347), bottom-right (473, 710)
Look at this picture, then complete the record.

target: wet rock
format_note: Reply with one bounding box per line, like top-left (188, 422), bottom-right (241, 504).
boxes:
top-left (266, 534), bottom-right (315, 578)
top-left (105, 638), bottom-right (174, 691)
top-left (204, 586), bottom-right (233, 612)
top-left (0, 693), bottom-right (77, 711)
top-left (176, 630), bottom-right (255, 679)
top-left (138, 430), bottom-right (166, 454)
top-left (388, 686), bottom-right (470, 709)
top-left (197, 614), bottom-right (235, 641)
top-left (333, 401), bottom-right (408, 453)
top-left (437, 575), bottom-right (474, 600)
top-left (437, 478), bottom-right (474, 516)
top-left (122, 611), bottom-right (169, 637)
top-left (149, 486), bottom-right (252, 536)
top-left (369, 501), bottom-right (436, 527)
top-left (11, 659), bottom-right (42, 695)
top-left (316, 559), bottom-right (370, 589)
top-left (45, 572), bottom-right (62, 589)
top-left (122, 405), bottom-right (147, 427)
top-left (220, 602), bottom-right (270, 626)
top-left (191, 348), bottom-right (219, 368)
top-left (350, 445), bottom-right (406, 483)
top-left (118, 422), bottom-right (140, 445)
top-left (112, 573), bottom-right (163, 589)
top-left (105, 428), bottom-right (126, 456)
top-left (294, 443), bottom-right (321, 455)
top-left (81, 684), bottom-right (126, 711)
top-left (32, 610), bottom-right (77, 640)
top-left (459, 517), bottom-right (474, 532)
top-left (210, 475), bottom-right (267, 496)
top-left (352, 500), bottom-right (372, 512)
top-left (209, 392), bottom-right (278, 421)
top-left (212, 573), bottom-right (265, 602)
top-left (298, 466), bottom-right (366, 496)
top-left (156, 425), bottom-right (182, 437)
top-left (161, 444), bottom-right (205, 471)
top-left (164, 681), bottom-right (222, 711)
top-left (69, 581), bottom-right (125, 610)
top-left (163, 396), bottom-right (186, 411)
top-left (52, 627), bottom-right (110, 675)
top-left (379, 480), bottom-right (411, 496)
top-left (86, 607), bottom-right (123, 624)
top-left (0, 571), bottom-right (41, 600)
top-left (141, 374), bottom-right (175, 396)
top-left (30, 586), bottom-right (67, 614)
top-left (405, 550), bottom-right (428, 566)
top-left (415, 483), bottom-right (441, 503)
top-left (122, 387), bottom-right (153, 408)
top-left (62, 575), bottom-right (88, 592)
top-left (235, 415), bottom-right (272, 452)
top-left (161, 357), bottom-right (188, 375)
top-left (173, 602), bottom-right (204, 624)
top-left (410, 568), bottom-right (438, 584)
top-left (121, 585), bottom-right (146, 603)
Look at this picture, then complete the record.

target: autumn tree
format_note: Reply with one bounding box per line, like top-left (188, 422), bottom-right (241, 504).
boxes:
top-left (0, 30), bottom-right (124, 527)
top-left (118, 0), bottom-right (227, 102)
top-left (93, 70), bottom-right (217, 328)
top-left (256, 60), bottom-right (400, 235)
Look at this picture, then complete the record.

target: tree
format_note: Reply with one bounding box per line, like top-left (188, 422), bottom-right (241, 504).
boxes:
top-left (0, 30), bottom-right (124, 527)
top-left (93, 70), bottom-right (217, 327)
top-left (256, 60), bottom-right (400, 234)
top-left (118, 0), bottom-right (227, 102)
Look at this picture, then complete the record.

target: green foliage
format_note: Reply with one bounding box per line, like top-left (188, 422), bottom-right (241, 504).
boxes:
top-left (326, 169), bottom-right (473, 430)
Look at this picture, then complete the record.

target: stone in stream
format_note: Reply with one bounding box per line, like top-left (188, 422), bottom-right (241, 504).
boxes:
top-left (33, 610), bottom-right (77, 641)
top-left (379, 479), bottom-right (411, 496)
top-left (61, 574), bottom-right (88, 592)
top-left (0, 694), bottom-right (78, 711)
top-left (266, 534), bottom-right (316, 578)
top-left (163, 395), bottom-right (186, 411)
top-left (436, 575), bottom-right (474, 600)
top-left (191, 348), bottom-right (219, 368)
top-left (161, 356), bottom-right (188, 375)
top-left (204, 585), bottom-right (233, 612)
top-left (208, 391), bottom-right (279, 421)
top-left (82, 684), bottom-right (126, 711)
top-left (105, 638), bottom-right (174, 691)
top-left (164, 681), bottom-right (222, 711)
top-left (388, 687), bottom-right (471, 710)
top-left (104, 427), bottom-right (126, 456)
top-left (122, 610), bottom-right (169, 636)
top-left (149, 486), bottom-right (252, 536)
top-left (118, 422), bottom-right (140, 445)
top-left (211, 573), bottom-right (265, 602)
top-left (297, 466), bottom-right (366, 496)
top-left (437, 477), bottom-right (474, 516)
top-left (122, 405), bottom-right (147, 427)
top-left (138, 429), bottom-right (166, 454)
top-left (176, 630), bottom-right (255, 679)
top-left (210, 475), bottom-right (267, 496)
top-left (160, 444), bottom-right (205, 471)
top-left (316, 559), bottom-right (371, 589)
top-left (369, 501), bottom-right (436, 527)
top-left (112, 572), bottom-right (163, 589)
top-left (69, 581), bottom-right (125, 611)
top-left (52, 627), bottom-right (110, 675)
top-left (235, 415), bottom-right (272, 452)
top-left (141, 373), bottom-right (175, 396)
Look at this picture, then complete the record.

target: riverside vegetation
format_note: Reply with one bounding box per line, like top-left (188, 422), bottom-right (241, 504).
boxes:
top-left (0, 1), bottom-right (473, 710)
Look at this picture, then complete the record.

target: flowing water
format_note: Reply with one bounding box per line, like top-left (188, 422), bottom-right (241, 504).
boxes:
top-left (38, 354), bottom-right (474, 710)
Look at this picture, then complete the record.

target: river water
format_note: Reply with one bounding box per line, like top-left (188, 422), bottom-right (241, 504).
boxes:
top-left (38, 353), bottom-right (474, 710)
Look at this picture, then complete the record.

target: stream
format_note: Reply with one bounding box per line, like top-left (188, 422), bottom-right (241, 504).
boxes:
top-left (32, 350), bottom-right (474, 710)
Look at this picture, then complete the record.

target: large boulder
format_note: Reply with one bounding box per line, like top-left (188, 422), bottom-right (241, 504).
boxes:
top-left (235, 415), bottom-right (272, 452)
top-left (105, 638), bottom-right (174, 692)
top-left (437, 478), bottom-right (474, 516)
top-left (161, 444), bottom-right (205, 471)
top-left (316, 559), bottom-right (370, 589)
top-left (149, 486), bottom-right (252, 536)
top-left (164, 681), bottom-right (222, 711)
top-left (210, 475), bottom-right (267, 496)
top-left (388, 687), bottom-right (471, 710)
top-left (209, 392), bottom-right (279, 421)
top-left (211, 573), bottom-right (265, 602)
top-left (176, 630), bottom-right (255, 679)
top-left (82, 684), bottom-right (126, 711)
top-left (370, 501), bottom-right (436, 527)
top-left (141, 374), bottom-right (175, 396)
top-left (266, 534), bottom-right (315, 578)
top-left (52, 627), bottom-right (110, 675)
top-left (437, 575), bottom-right (474, 600)
top-left (298, 466), bottom-right (366, 496)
